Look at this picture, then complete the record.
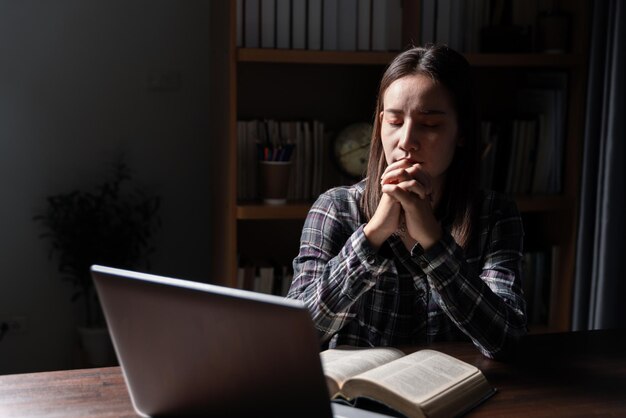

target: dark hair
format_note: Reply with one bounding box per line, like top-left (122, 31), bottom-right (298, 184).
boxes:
top-left (361, 45), bottom-right (480, 248)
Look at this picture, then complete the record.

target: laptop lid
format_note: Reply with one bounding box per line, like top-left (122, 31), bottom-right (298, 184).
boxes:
top-left (91, 265), bottom-right (332, 418)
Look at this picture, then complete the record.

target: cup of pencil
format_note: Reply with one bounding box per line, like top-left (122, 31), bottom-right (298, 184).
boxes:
top-left (258, 143), bottom-right (294, 205)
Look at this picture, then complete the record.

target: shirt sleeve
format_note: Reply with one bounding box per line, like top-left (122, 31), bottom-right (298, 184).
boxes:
top-left (287, 191), bottom-right (394, 342)
top-left (414, 196), bottom-right (527, 358)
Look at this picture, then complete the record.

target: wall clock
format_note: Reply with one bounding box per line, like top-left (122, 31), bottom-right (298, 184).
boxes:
top-left (333, 122), bottom-right (373, 179)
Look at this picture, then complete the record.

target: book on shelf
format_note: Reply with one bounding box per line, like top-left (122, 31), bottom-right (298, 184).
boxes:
top-left (244, 0), bottom-right (260, 48)
top-left (516, 79), bottom-right (566, 195)
top-left (435, 0), bottom-right (451, 48)
top-left (237, 0), bottom-right (564, 53)
top-left (321, 347), bottom-right (495, 418)
top-left (479, 120), bottom-right (498, 190)
top-left (522, 247), bottom-right (557, 325)
top-left (276, 0), bottom-right (290, 48)
top-left (238, 0), bottom-right (403, 52)
top-left (237, 264), bottom-right (293, 296)
top-left (238, 119), bottom-right (326, 202)
top-left (434, 0), bottom-right (471, 51)
top-left (261, 0), bottom-right (276, 48)
top-left (357, 0), bottom-right (371, 50)
top-left (371, 0), bottom-right (402, 51)
top-left (504, 118), bottom-right (538, 194)
top-left (308, 0), bottom-right (323, 50)
top-left (323, 0), bottom-right (339, 50)
top-left (338, 0), bottom-right (358, 51)
top-left (292, 0), bottom-right (307, 49)
top-left (480, 75), bottom-right (565, 197)
top-left (237, 0), bottom-right (244, 47)
top-left (420, 0), bottom-right (436, 45)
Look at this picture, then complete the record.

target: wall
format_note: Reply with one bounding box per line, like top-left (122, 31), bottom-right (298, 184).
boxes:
top-left (0, 0), bottom-right (214, 374)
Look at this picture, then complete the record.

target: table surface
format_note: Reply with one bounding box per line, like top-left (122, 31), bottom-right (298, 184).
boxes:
top-left (1, 329), bottom-right (625, 417)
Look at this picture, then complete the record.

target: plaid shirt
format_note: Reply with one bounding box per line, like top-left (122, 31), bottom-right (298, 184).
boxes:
top-left (287, 180), bottom-right (527, 358)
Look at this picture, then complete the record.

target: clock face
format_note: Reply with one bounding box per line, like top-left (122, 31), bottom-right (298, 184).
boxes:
top-left (333, 123), bottom-right (373, 179)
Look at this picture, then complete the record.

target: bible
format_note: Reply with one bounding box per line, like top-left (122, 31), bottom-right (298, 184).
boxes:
top-left (320, 347), bottom-right (495, 418)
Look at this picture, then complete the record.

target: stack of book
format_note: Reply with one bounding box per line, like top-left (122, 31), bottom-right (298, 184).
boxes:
top-left (238, 0), bottom-right (403, 52)
top-left (237, 119), bottom-right (327, 201)
top-left (237, 264), bottom-right (294, 296)
top-left (522, 247), bottom-right (558, 325)
top-left (480, 73), bottom-right (567, 195)
top-left (421, 0), bottom-right (537, 53)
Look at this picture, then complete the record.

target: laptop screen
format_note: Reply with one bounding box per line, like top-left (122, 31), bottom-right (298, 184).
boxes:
top-left (91, 265), bottom-right (333, 418)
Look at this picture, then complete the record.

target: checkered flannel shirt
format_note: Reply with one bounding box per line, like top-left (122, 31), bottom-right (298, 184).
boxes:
top-left (287, 180), bottom-right (527, 358)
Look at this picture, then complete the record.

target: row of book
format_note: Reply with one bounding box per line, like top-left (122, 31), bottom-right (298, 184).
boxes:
top-left (522, 247), bottom-right (558, 325)
top-left (237, 247), bottom-right (557, 326)
top-left (481, 77), bottom-right (566, 194)
top-left (422, 0), bottom-right (539, 53)
top-left (238, 0), bottom-right (545, 54)
top-left (237, 0), bottom-right (403, 52)
top-left (237, 119), bottom-right (327, 201)
top-left (237, 265), bottom-right (293, 296)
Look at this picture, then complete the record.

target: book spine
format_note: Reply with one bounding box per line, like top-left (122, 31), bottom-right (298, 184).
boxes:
top-left (357, 0), bottom-right (371, 50)
top-left (276, 0), bottom-right (291, 48)
top-left (337, 0), bottom-right (358, 51)
top-left (308, 0), bottom-right (323, 50)
top-left (421, 0), bottom-right (436, 45)
top-left (237, 0), bottom-right (244, 47)
top-left (292, 0), bottom-right (307, 49)
top-left (322, 0), bottom-right (338, 50)
top-left (261, 0), bottom-right (276, 48)
top-left (244, 0), bottom-right (260, 48)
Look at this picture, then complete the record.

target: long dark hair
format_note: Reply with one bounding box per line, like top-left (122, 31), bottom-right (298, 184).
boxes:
top-left (361, 45), bottom-right (480, 248)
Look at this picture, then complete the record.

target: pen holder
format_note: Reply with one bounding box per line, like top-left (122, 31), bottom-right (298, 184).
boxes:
top-left (258, 161), bottom-right (292, 205)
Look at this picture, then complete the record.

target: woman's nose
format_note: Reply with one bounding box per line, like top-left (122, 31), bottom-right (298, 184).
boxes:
top-left (398, 123), bottom-right (419, 151)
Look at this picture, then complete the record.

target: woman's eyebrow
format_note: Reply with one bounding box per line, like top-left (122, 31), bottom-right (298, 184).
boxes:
top-left (417, 108), bottom-right (447, 115)
top-left (385, 108), bottom-right (447, 115)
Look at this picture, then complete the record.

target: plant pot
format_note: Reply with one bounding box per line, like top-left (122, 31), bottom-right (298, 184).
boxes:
top-left (77, 326), bottom-right (116, 367)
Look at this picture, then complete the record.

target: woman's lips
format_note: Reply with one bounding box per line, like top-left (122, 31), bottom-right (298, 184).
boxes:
top-left (397, 157), bottom-right (423, 164)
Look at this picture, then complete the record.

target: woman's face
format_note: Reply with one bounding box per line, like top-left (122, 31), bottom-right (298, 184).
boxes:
top-left (379, 74), bottom-right (461, 184)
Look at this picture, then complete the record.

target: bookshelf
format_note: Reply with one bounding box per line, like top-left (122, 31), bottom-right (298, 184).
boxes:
top-left (213, 0), bottom-right (590, 334)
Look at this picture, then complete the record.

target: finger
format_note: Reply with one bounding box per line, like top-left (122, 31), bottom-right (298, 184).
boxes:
top-left (385, 159), bottom-right (414, 172)
top-left (380, 167), bottom-right (413, 185)
top-left (404, 164), bottom-right (433, 193)
top-left (392, 179), bottom-right (431, 201)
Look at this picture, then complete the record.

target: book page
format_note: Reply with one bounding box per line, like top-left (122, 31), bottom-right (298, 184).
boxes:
top-left (350, 349), bottom-right (477, 404)
top-left (320, 347), bottom-right (404, 388)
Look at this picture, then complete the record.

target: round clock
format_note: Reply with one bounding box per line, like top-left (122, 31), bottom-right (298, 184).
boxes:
top-left (333, 122), bottom-right (373, 179)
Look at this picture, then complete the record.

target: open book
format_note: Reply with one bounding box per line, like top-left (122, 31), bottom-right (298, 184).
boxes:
top-left (320, 347), bottom-right (495, 418)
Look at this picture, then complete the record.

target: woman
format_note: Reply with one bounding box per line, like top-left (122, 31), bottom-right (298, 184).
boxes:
top-left (287, 45), bottom-right (526, 359)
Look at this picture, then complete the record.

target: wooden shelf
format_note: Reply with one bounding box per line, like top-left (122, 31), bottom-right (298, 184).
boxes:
top-left (515, 195), bottom-right (574, 212)
top-left (228, 0), bottom-right (590, 331)
top-left (237, 195), bottom-right (573, 220)
top-left (238, 48), bottom-right (580, 68)
top-left (237, 202), bottom-right (311, 220)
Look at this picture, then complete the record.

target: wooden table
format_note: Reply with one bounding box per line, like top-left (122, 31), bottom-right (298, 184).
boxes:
top-left (1, 329), bottom-right (625, 417)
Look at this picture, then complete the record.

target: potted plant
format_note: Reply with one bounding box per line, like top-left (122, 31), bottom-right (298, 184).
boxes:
top-left (35, 161), bottom-right (161, 366)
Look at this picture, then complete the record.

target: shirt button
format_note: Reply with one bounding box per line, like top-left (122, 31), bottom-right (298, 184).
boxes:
top-left (367, 255), bottom-right (376, 264)
top-left (419, 260), bottom-right (428, 269)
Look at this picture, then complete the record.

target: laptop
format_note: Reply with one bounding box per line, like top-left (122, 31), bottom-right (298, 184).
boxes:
top-left (91, 265), bottom-right (392, 418)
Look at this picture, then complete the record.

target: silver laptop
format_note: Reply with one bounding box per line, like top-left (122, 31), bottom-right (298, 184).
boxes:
top-left (91, 265), bottom-right (391, 418)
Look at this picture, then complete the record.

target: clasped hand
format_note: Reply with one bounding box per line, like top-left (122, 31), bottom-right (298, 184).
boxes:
top-left (364, 160), bottom-right (442, 250)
